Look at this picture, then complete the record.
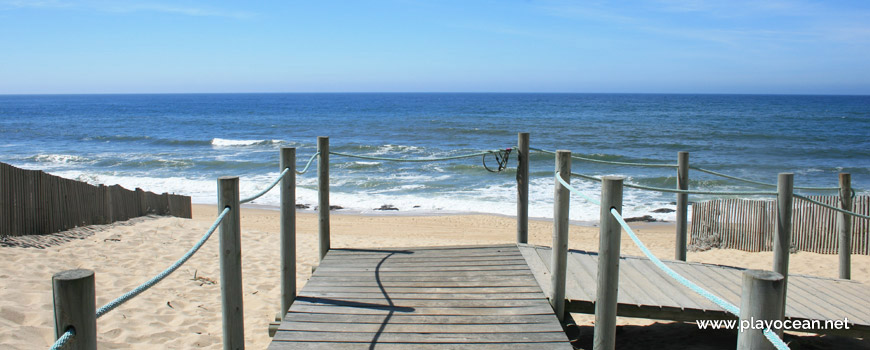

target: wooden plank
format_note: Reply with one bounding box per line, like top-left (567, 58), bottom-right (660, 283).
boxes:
top-left (517, 245), bottom-right (551, 296)
top-left (788, 277), bottom-right (870, 324)
top-left (620, 258), bottom-right (706, 310)
top-left (282, 312), bottom-right (560, 324)
top-left (303, 280), bottom-right (539, 288)
top-left (312, 271), bottom-right (535, 278)
top-left (306, 275), bottom-right (537, 283)
top-left (293, 298), bottom-right (547, 308)
top-left (323, 256), bottom-right (528, 264)
top-left (300, 286), bottom-right (544, 294)
top-left (299, 291), bottom-right (547, 300)
top-left (269, 341), bottom-right (572, 350)
top-left (566, 251), bottom-right (601, 302)
top-left (273, 330), bottom-right (570, 343)
top-left (667, 263), bottom-right (739, 308)
top-left (277, 321), bottom-right (568, 333)
top-left (289, 303), bottom-right (555, 316)
top-left (313, 265), bottom-right (531, 272)
top-left (538, 248), bottom-right (596, 302)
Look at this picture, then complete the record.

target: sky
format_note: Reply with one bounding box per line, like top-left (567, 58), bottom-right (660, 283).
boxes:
top-left (0, 0), bottom-right (869, 94)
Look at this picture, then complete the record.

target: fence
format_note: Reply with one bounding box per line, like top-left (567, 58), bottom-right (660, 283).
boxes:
top-left (690, 195), bottom-right (870, 254)
top-left (1, 162), bottom-right (191, 237)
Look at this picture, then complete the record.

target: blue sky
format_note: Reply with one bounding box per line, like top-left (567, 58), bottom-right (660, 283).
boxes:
top-left (1, 0), bottom-right (868, 94)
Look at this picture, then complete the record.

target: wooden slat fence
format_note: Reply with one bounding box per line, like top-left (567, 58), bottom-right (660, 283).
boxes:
top-left (690, 195), bottom-right (870, 254)
top-left (1, 162), bottom-right (191, 237)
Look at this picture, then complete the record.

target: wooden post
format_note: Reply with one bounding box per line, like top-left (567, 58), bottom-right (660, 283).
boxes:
top-left (317, 136), bottom-right (330, 262)
top-left (773, 173), bottom-right (793, 320)
top-left (838, 173), bottom-right (852, 280)
top-left (517, 132), bottom-right (530, 244)
top-left (551, 150), bottom-right (571, 322)
top-left (676, 151), bottom-right (689, 261)
top-left (218, 176), bottom-right (244, 350)
top-left (594, 176), bottom-right (624, 350)
top-left (737, 269), bottom-right (785, 350)
top-left (280, 147), bottom-right (296, 318)
top-left (52, 269), bottom-right (97, 350)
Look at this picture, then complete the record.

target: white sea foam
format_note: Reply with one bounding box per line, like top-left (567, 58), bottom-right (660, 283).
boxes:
top-left (29, 154), bottom-right (91, 165)
top-left (211, 138), bottom-right (280, 147)
top-left (40, 167), bottom-right (682, 224)
top-left (371, 144), bottom-right (424, 156)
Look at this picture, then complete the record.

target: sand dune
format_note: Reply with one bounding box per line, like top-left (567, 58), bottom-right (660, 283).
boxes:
top-left (1, 204), bottom-right (867, 349)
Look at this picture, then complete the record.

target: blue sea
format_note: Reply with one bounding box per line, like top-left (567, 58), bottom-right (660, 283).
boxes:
top-left (1, 93), bottom-right (868, 222)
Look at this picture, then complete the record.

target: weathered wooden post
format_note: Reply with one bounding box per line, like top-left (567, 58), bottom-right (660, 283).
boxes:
top-left (517, 132), bottom-right (530, 244)
top-left (737, 269), bottom-right (785, 350)
top-left (280, 147), bottom-right (296, 317)
top-left (317, 136), bottom-right (330, 262)
top-left (594, 176), bottom-right (624, 350)
top-left (52, 269), bottom-right (97, 350)
top-left (773, 173), bottom-right (793, 320)
top-left (839, 173), bottom-right (852, 280)
top-left (551, 150), bottom-right (570, 322)
top-left (218, 176), bottom-right (244, 350)
top-left (676, 151), bottom-right (689, 261)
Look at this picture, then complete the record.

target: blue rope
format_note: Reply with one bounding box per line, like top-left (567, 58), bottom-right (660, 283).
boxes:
top-left (95, 207), bottom-right (231, 318)
top-left (794, 194), bottom-right (870, 220)
top-left (610, 208), bottom-right (791, 349)
top-left (570, 172), bottom-right (778, 196)
top-left (296, 152), bottom-right (319, 175)
top-left (555, 171), bottom-right (601, 206)
top-left (692, 167), bottom-right (840, 191)
top-left (49, 328), bottom-right (75, 350)
top-left (329, 149), bottom-right (504, 162)
top-left (609, 208), bottom-right (741, 315)
top-left (530, 147), bottom-right (677, 168)
top-left (763, 328), bottom-right (791, 350)
top-left (240, 168), bottom-right (290, 204)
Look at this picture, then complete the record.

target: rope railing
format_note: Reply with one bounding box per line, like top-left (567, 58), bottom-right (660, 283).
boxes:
top-left (553, 170), bottom-right (789, 349)
top-left (530, 146), bottom-right (843, 192)
top-left (240, 168), bottom-right (290, 204)
top-left (95, 207), bottom-right (231, 318)
top-left (329, 149), bottom-right (507, 163)
top-left (49, 207), bottom-right (232, 349)
top-left (530, 147), bottom-right (677, 168)
top-left (555, 172), bottom-right (600, 206)
top-left (569, 172), bottom-right (778, 196)
top-left (609, 207), bottom-right (789, 350)
top-left (794, 194), bottom-right (870, 220)
top-left (692, 166), bottom-right (840, 191)
top-left (296, 152), bottom-right (319, 175)
top-left (49, 328), bottom-right (75, 350)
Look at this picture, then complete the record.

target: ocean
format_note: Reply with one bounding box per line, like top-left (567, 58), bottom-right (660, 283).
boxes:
top-left (1, 93), bottom-right (867, 223)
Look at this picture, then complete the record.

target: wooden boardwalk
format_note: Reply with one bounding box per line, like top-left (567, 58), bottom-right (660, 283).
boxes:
top-left (519, 244), bottom-right (870, 336)
top-left (269, 244), bottom-right (573, 349)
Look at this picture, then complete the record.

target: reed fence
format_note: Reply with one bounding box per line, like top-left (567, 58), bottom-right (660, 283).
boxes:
top-left (1, 162), bottom-right (191, 237)
top-left (690, 195), bottom-right (870, 254)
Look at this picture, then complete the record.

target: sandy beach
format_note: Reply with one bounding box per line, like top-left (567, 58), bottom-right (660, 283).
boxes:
top-left (2, 204), bottom-right (868, 349)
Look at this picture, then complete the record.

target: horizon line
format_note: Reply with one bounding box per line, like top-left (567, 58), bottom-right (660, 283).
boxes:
top-left (2, 91), bottom-right (869, 97)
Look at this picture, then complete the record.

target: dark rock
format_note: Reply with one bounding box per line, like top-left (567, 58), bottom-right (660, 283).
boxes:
top-left (652, 208), bottom-right (675, 213)
top-left (313, 205), bottom-right (344, 211)
top-left (375, 204), bottom-right (399, 211)
top-left (413, 205), bottom-right (421, 208)
top-left (295, 204), bottom-right (310, 209)
top-left (624, 215), bottom-right (656, 223)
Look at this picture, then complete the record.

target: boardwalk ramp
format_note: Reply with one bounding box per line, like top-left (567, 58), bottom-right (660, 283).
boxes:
top-left (269, 244), bottom-right (573, 349)
top-left (519, 244), bottom-right (870, 336)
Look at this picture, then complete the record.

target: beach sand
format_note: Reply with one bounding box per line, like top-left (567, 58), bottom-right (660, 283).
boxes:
top-left (2, 204), bottom-right (868, 349)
